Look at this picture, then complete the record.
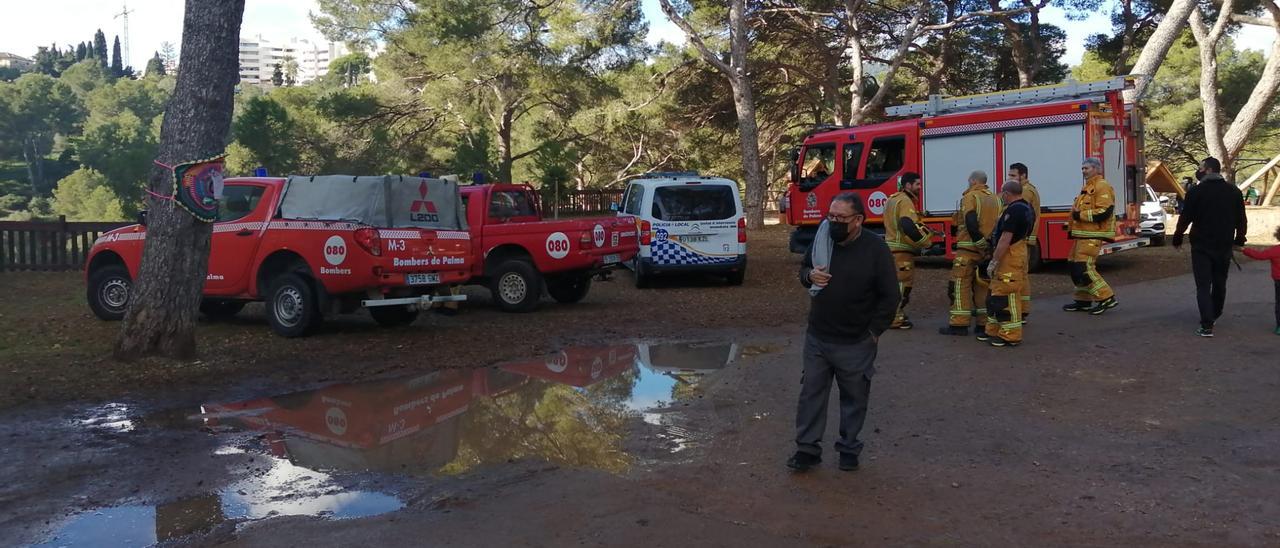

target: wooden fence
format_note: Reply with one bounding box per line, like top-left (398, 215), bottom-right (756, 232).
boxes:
top-left (0, 217), bottom-right (132, 272)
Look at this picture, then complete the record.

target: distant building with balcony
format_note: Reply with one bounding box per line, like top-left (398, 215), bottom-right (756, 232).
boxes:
top-left (237, 34), bottom-right (347, 87)
top-left (0, 52), bottom-right (33, 70)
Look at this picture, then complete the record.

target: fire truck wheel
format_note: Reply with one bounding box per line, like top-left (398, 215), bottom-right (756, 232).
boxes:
top-left (200, 299), bottom-right (246, 320)
top-left (87, 264), bottom-right (132, 321)
top-left (266, 273), bottom-right (320, 337)
top-left (369, 305), bottom-right (420, 327)
top-left (547, 273), bottom-right (592, 304)
top-left (490, 259), bottom-right (543, 313)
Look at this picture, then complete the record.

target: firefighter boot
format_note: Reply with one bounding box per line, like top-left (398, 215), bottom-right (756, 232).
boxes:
top-left (892, 252), bottom-right (915, 329)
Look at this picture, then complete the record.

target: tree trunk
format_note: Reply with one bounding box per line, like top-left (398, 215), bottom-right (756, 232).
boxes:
top-left (23, 136), bottom-right (41, 195)
top-left (497, 107), bottom-right (514, 183)
top-left (727, 0), bottom-right (766, 229)
top-left (1126, 0), bottom-right (1198, 103)
top-left (115, 0), bottom-right (245, 361)
top-left (1221, 4), bottom-right (1280, 172)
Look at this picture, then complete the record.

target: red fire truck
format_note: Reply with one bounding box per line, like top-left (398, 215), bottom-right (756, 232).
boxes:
top-left (781, 77), bottom-right (1149, 267)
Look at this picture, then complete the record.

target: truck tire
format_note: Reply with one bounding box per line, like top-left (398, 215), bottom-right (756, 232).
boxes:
top-left (633, 260), bottom-right (651, 289)
top-left (1028, 244), bottom-right (1044, 273)
top-left (200, 299), bottom-right (246, 320)
top-left (266, 273), bottom-right (320, 337)
top-left (368, 305), bottom-right (420, 327)
top-left (1150, 234), bottom-right (1166, 247)
top-left (87, 264), bottom-right (132, 321)
top-left (490, 259), bottom-right (543, 312)
top-left (547, 274), bottom-right (592, 304)
top-left (725, 268), bottom-right (746, 286)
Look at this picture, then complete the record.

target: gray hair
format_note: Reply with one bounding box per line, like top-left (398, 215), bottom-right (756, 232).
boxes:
top-left (1001, 180), bottom-right (1023, 195)
top-left (969, 170), bottom-right (988, 184)
top-left (1082, 158), bottom-right (1103, 170)
top-left (830, 191), bottom-right (865, 215)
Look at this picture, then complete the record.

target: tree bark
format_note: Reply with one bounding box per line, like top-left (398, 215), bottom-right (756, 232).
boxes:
top-left (1126, 0), bottom-right (1198, 103)
top-left (659, 0), bottom-right (767, 228)
top-left (115, 0), bottom-right (245, 361)
top-left (1221, 2), bottom-right (1280, 173)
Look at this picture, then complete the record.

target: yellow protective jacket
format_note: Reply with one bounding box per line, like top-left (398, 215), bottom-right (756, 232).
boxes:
top-left (1023, 180), bottom-right (1041, 245)
top-left (1069, 175), bottom-right (1116, 240)
top-left (884, 191), bottom-right (932, 253)
top-left (953, 184), bottom-right (1000, 254)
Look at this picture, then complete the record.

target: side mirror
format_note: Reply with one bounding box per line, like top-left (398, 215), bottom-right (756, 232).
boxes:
top-left (609, 202), bottom-right (620, 212)
top-left (137, 210), bottom-right (148, 227)
top-left (788, 148), bottom-right (800, 183)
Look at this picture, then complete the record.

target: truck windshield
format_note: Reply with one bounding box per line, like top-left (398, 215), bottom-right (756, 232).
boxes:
top-left (652, 185), bottom-right (736, 221)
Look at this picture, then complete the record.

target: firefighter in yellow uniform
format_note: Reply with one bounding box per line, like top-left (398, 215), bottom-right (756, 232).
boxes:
top-left (1007, 162), bottom-right (1039, 319)
top-left (939, 171), bottom-right (1000, 336)
top-left (883, 172), bottom-right (933, 329)
top-left (1063, 157), bottom-right (1118, 314)
top-left (979, 181), bottom-right (1035, 347)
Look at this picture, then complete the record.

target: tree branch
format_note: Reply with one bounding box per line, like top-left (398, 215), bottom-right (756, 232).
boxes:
top-left (657, 0), bottom-right (734, 77)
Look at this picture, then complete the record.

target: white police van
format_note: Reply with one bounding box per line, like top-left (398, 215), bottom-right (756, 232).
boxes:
top-left (617, 172), bottom-right (747, 288)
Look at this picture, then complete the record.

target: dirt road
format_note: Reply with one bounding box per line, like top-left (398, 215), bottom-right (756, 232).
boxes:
top-left (7, 226), bottom-right (1279, 546)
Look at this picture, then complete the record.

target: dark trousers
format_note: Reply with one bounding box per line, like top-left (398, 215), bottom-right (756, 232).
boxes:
top-left (796, 333), bottom-right (876, 457)
top-left (1274, 280), bottom-right (1280, 326)
top-left (1191, 246), bottom-right (1231, 328)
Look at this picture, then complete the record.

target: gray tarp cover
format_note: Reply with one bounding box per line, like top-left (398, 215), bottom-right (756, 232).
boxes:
top-left (279, 175), bottom-right (467, 230)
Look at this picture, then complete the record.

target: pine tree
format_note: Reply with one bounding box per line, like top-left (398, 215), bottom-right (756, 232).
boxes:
top-left (271, 63), bottom-right (283, 86)
top-left (111, 36), bottom-right (124, 77)
top-left (145, 52), bottom-right (166, 77)
top-left (76, 42), bottom-right (87, 61)
top-left (94, 30), bottom-right (108, 69)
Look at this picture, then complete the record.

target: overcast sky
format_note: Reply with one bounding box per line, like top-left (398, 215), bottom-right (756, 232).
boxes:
top-left (0, 0), bottom-right (1271, 72)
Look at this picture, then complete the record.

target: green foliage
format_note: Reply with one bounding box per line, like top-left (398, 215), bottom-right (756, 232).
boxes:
top-left (271, 63), bottom-right (283, 87)
top-left (93, 30), bottom-right (109, 70)
top-left (51, 167), bottom-right (125, 221)
top-left (111, 36), bottom-right (124, 78)
top-left (321, 52), bottom-right (372, 88)
top-left (232, 96), bottom-right (299, 175)
top-left (144, 53), bottom-right (167, 78)
top-left (0, 74), bottom-right (85, 194)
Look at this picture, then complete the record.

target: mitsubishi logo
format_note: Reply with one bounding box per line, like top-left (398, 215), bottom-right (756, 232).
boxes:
top-left (410, 180), bottom-right (440, 222)
top-left (410, 181), bottom-right (438, 214)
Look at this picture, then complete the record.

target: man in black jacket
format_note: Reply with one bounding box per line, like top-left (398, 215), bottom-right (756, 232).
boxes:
top-left (1172, 157), bottom-right (1248, 337)
top-left (790, 192), bottom-right (900, 473)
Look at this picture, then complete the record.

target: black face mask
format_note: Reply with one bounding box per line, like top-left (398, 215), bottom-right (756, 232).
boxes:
top-left (829, 221), bottom-right (850, 241)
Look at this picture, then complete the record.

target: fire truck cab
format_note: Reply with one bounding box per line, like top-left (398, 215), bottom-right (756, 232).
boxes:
top-left (782, 77), bottom-right (1149, 267)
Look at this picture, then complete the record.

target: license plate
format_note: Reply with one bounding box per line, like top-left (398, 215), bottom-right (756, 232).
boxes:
top-left (603, 254), bottom-right (620, 265)
top-left (677, 235), bottom-right (709, 243)
top-left (406, 273), bottom-right (441, 285)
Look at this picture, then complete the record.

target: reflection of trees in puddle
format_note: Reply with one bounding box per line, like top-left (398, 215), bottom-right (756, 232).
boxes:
top-left (442, 367), bottom-right (640, 475)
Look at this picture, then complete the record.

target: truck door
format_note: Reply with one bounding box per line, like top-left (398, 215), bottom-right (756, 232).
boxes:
top-left (206, 184), bottom-right (268, 294)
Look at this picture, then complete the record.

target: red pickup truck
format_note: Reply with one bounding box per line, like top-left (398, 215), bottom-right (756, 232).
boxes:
top-left (85, 175), bottom-right (473, 337)
top-left (459, 183), bottom-right (638, 312)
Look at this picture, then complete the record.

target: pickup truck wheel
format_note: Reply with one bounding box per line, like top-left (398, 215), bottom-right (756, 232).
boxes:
top-left (88, 265), bottom-right (131, 321)
top-left (368, 305), bottom-right (419, 327)
top-left (725, 268), bottom-right (746, 286)
top-left (547, 274), bottom-right (592, 304)
top-left (490, 259), bottom-right (543, 313)
top-left (200, 300), bottom-right (246, 320)
top-left (266, 273), bottom-right (319, 337)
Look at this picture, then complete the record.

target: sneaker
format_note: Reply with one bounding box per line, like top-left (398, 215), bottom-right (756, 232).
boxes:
top-left (786, 451), bottom-right (821, 472)
top-left (1063, 301), bottom-right (1092, 312)
top-left (989, 338), bottom-right (1019, 347)
top-left (938, 326), bottom-right (969, 336)
top-left (1088, 297), bottom-right (1118, 315)
top-left (1196, 327), bottom-right (1214, 338)
top-left (838, 452), bottom-right (860, 471)
top-left (893, 319), bottom-right (914, 330)
top-left (975, 332), bottom-right (992, 342)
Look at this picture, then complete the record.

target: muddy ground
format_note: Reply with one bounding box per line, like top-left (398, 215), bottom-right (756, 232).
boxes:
top-left (5, 225), bottom-right (1280, 546)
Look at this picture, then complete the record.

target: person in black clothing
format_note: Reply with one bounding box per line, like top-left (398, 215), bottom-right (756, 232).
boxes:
top-left (790, 192), bottom-right (900, 473)
top-left (1172, 157), bottom-right (1248, 337)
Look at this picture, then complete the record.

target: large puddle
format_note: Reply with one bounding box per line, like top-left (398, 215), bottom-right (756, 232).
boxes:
top-left (38, 339), bottom-right (782, 546)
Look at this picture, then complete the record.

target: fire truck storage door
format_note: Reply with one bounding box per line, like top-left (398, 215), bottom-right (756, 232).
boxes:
top-left (1001, 124), bottom-right (1085, 211)
top-left (922, 133), bottom-right (995, 215)
top-left (1103, 130), bottom-right (1128, 216)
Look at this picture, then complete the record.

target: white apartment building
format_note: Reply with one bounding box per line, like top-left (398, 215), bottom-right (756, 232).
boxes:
top-left (238, 34), bottom-right (347, 86)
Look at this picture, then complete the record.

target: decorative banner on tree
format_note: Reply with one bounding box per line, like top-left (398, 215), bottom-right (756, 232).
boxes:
top-left (156, 154), bottom-right (227, 222)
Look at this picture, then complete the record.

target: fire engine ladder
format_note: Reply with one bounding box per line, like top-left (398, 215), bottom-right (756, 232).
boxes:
top-left (885, 76), bottom-right (1134, 117)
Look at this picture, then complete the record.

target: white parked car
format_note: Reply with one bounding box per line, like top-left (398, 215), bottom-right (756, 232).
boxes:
top-left (1139, 184), bottom-right (1167, 246)
top-left (617, 173), bottom-right (747, 287)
